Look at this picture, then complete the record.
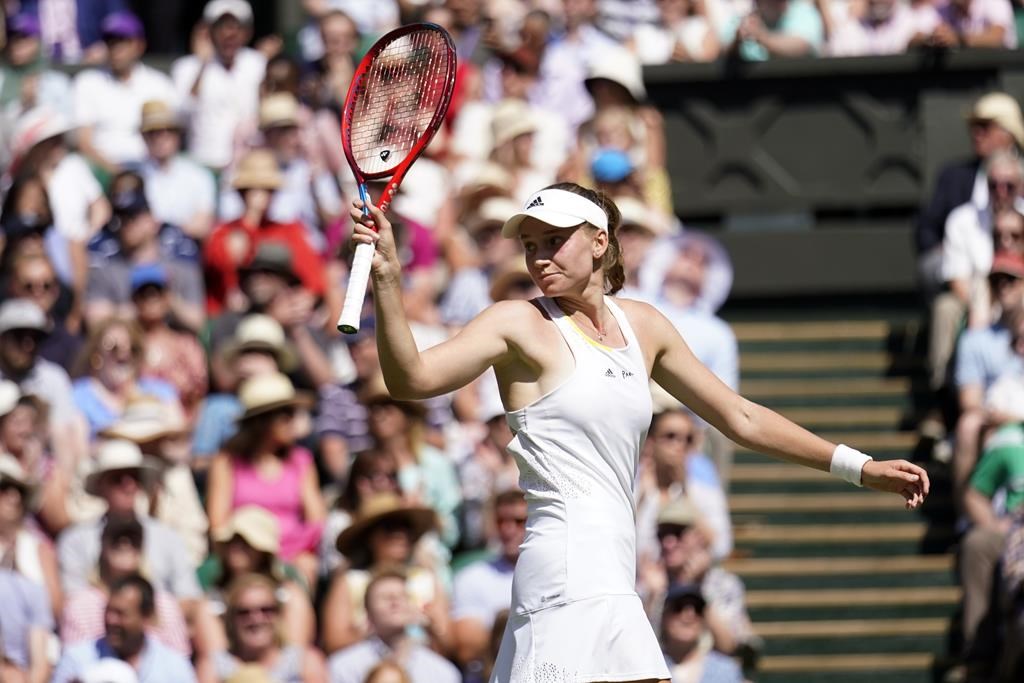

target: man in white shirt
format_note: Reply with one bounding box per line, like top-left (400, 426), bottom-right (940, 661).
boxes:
top-left (138, 100), bottom-right (216, 244)
top-left (930, 150), bottom-right (1024, 392)
top-left (172, 0), bottom-right (266, 170)
top-left (72, 11), bottom-right (177, 172)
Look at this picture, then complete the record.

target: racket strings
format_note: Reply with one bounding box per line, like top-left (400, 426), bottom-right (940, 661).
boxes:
top-left (348, 29), bottom-right (452, 176)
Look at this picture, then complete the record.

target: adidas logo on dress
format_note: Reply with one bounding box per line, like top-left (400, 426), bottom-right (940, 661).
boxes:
top-left (527, 196), bottom-right (545, 209)
top-left (604, 368), bottom-right (615, 378)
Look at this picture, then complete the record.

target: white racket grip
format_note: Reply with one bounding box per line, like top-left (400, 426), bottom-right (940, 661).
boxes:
top-left (337, 241), bottom-right (376, 333)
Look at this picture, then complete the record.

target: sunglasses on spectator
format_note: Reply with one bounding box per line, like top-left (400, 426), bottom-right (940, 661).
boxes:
top-left (4, 329), bottom-right (42, 345)
top-left (270, 406), bottom-right (297, 419)
top-left (105, 471), bottom-right (141, 487)
top-left (657, 524), bottom-right (690, 541)
top-left (232, 604), bottom-right (278, 619)
top-left (988, 179), bottom-right (1021, 193)
top-left (991, 273), bottom-right (1022, 288)
top-left (971, 118), bottom-right (997, 130)
top-left (15, 279), bottom-right (56, 295)
top-left (666, 599), bottom-right (705, 616)
top-left (656, 430), bottom-right (695, 445)
top-left (377, 518), bottom-right (413, 535)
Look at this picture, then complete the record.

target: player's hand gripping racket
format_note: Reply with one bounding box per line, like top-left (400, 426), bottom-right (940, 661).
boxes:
top-left (336, 23), bottom-right (456, 334)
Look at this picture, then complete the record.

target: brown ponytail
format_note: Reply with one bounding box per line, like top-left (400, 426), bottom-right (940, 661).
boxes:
top-left (543, 182), bottom-right (625, 294)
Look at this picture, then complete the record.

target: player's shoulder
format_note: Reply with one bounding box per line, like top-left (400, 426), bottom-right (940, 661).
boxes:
top-left (614, 296), bottom-right (671, 329)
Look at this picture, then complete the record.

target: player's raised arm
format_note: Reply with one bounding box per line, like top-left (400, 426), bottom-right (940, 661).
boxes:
top-left (350, 202), bottom-right (520, 400)
top-left (641, 302), bottom-right (930, 509)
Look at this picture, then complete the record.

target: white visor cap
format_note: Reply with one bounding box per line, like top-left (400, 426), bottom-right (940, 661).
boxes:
top-left (501, 189), bottom-right (609, 238)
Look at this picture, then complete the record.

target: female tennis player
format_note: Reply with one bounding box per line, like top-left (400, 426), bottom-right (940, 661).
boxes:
top-left (349, 182), bottom-right (929, 683)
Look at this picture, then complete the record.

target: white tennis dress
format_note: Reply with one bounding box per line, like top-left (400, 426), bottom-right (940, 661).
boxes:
top-left (491, 296), bottom-right (670, 683)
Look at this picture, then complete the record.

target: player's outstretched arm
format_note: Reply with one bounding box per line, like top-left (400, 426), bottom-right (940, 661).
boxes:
top-left (639, 302), bottom-right (929, 509)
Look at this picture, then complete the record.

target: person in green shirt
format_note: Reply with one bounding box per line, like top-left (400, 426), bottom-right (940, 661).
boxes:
top-left (960, 423), bottom-right (1024, 671)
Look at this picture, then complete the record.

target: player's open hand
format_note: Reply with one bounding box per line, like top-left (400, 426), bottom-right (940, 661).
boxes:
top-left (350, 200), bottom-right (402, 284)
top-left (860, 459), bottom-right (930, 510)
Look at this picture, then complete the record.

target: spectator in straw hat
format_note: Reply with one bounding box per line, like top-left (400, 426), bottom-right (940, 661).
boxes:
top-left (197, 572), bottom-right (327, 682)
top-left (138, 100), bottom-right (217, 243)
top-left (4, 251), bottom-right (83, 371)
top-left (201, 505), bottom-right (316, 646)
top-left (481, 99), bottom-right (552, 204)
top-left (220, 92), bottom-right (342, 252)
top-left (207, 373), bottom-right (325, 588)
top-left (57, 439), bottom-right (202, 604)
top-left (612, 196), bottom-right (672, 299)
top-left (194, 313), bottom-right (304, 462)
top-left (321, 493), bottom-right (450, 654)
top-left (100, 399), bottom-right (209, 566)
top-left (71, 10), bottom-right (177, 173)
top-left (0, 452), bottom-right (62, 618)
top-left (204, 149), bottom-right (326, 315)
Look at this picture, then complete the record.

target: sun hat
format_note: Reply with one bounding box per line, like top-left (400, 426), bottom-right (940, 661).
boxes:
top-left (467, 197), bottom-right (520, 236)
top-left (99, 399), bottom-right (188, 444)
top-left (140, 100), bottom-right (182, 133)
top-left (212, 505), bottom-right (280, 554)
top-left (501, 188), bottom-right (609, 238)
top-left (584, 47), bottom-right (646, 103)
top-left (233, 150), bottom-right (283, 191)
top-left (236, 373), bottom-right (309, 422)
top-left (238, 242), bottom-right (301, 286)
top-left (489, 258), bottom-right (534, 302)
top-left (259, 93), bottom-right (300, 131)
top-left (615, 196), bottom-right (671, 237)
top-left (10, 107), bottom-right (73, 165)
top-left (334, 492), bottom-right (437, 559)
top-left (203, 0), bottom-right (253, 25)
top-left (81, 658), bottom-right (139, 683)
top-left (224, 665), bottom-right (275, 683)
top-left (100, 10), bottom-right (144, 39)
top-left (491, 99), bottom-right (539, 149)
top-left (967, 92), bottom-right (1024, 149)
top-left (0, 299), bottom-right (51, 335)
top-left (84, 439), bottom-right (162, 497)
top-left (0, 453), bottom-right (39, 507)
top-left (657, 497), bottom-right (698, 528)
top-left (220, 314), bottom-right (297, 373)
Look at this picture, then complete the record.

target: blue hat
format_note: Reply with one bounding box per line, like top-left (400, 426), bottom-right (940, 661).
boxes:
top-left (664, 583), bottom-right (706, 613)
top-left (130, 263), bottom-right (168, 292)
top-left (7, 13), bottom-right (41, 37)
top-left (111, 187), bottom-right (149, 217)
top-left (101, 11), bottom-right (145, 39)
top-left (591, 148), bottom-right (634, 184)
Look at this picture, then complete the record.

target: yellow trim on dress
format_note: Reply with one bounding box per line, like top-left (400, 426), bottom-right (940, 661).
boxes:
top-left (565, 315), bottom-right (617, 352)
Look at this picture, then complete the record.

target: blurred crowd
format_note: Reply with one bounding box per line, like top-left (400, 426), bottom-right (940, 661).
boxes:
top-left (0, 1), bottom-right (761, 682)
top-left (916, 91), bottom-right (1024, 681)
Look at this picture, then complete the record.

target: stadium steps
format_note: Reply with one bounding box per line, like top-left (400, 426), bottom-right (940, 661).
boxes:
top-left (722, 309), bottom-right (955, 683)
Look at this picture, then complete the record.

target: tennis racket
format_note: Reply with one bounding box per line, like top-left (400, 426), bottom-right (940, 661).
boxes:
top-left (336, 22), bottom-right (457, 334)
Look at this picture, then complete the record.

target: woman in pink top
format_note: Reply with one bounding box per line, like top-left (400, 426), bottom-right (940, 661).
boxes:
top-left (207, 372), bottom-right (326, 589)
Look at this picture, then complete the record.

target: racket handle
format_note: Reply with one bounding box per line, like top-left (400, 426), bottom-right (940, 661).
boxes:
top-left (338, 241), bottom-right (375, 334)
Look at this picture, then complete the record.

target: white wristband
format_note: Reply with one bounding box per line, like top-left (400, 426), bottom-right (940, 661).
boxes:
top-left (830, 444), bottom-right (872, 487)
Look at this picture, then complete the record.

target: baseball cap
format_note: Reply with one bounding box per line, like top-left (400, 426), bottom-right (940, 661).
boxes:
top-left (111, 186), bottom-right (149, 217)
top-left (591, 148), bottom-right (635, 184)
top-left (0, 299), bottom-right (50, 335)
top-left (204, 0), bottom-right (254, 24)
top-left (7, 13), bottom-right (41, 37)
top-left (101, 11), bottom-right (145, 39)
top-left (664, 583), bottom-right (706, 613)
top-left (81, 658), bottom-right (139, 683)
top-left (991, 251), bottom-right (1024, 279)
top-left (130, 263), bottom-right (168, 292)
top-left (501, 188), bottom-right (609, 238)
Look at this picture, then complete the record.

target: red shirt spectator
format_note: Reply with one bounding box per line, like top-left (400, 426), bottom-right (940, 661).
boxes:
top-left (203, 149), bottom-right (325, 314)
